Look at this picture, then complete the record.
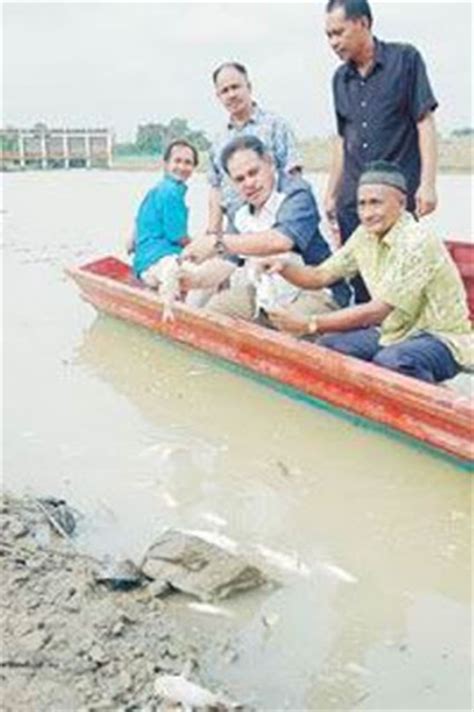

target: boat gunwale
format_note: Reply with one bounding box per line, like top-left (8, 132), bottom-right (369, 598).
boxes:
top-left (66, 257), bottom-right (474, 465)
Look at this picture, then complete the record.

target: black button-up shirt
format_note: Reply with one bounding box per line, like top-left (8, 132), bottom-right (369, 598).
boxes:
top-left (333, 38), bottom-right (438, 213)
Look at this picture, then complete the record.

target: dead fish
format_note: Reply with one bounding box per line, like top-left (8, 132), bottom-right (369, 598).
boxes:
top-left (159, 489), bottom-right (178, 509)
top-left (253, 273), bottom-right (278, 317)
top-left (200, 511), bottom-right (227, 528)
top-left (245, 258), bottom-right (274, 317)
top-left (94, 556), bottom-right (145, 591)
top-left (158, 256), bottom-right (200, 322)
top-left (255, 544), bottom-right (311, 577)
top-left (183, 528), bottom-right (239, 553)
top-left (158, 256), bottom-right (182, 322)
top-left (187, 602), bottom-right (235, 619)
top-left (246, 254), bottom-right (302, 315)
top-left (261, 612), bottom-right (280, 628)
top-left (35, 497), bottom-right (77, 538)
top-left (316, 561), bottom-right (358, 584)
top-left (154, 673), bottom-right (237, 708)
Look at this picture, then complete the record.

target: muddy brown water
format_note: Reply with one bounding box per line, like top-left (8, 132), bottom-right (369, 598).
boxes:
top-left (2, 171), bottom-right (472, 710)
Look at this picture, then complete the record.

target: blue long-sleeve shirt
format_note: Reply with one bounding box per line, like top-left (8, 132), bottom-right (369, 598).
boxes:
top-left (133, 174), bottom-right (188, 277)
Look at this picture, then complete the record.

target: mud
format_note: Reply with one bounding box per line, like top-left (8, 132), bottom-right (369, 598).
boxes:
top-left (0, 494), bottom-right (250, 711)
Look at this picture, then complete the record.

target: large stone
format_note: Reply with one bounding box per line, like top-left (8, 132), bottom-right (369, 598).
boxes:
top-left (36, 497), bottom-right (78, 537)
top-left (141, 530), bottom-right (266, 601)
top-left (93, 557), bottom-right (144, 591)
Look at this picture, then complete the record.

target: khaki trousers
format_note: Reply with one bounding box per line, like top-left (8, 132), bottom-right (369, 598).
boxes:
top-left (206, 284), bottom-right (340, 321)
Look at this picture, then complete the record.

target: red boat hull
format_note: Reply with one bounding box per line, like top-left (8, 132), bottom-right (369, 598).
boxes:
top-left (66, 250), bottom-right (473, 467)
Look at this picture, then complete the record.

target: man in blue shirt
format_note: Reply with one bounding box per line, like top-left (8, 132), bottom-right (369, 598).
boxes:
top-left (129, 139), bottom-right (198, 286)
top-left (323, 0), bottom-right (438, 302)
top-left (182, 136), bottom-right (350, 321)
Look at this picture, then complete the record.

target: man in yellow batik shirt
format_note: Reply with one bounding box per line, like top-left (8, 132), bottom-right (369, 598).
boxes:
top-left (267, 161), bottom-right (473, 383)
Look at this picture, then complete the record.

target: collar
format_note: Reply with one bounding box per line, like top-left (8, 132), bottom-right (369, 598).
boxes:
top-left (248, 184), bottom-right (281, 217)
top-left (163, 172), bottom-right (187, 193)
top-left (343, 37), bottom-right (385, 81)
top-left (379, 211), bottom-right (413, 248)
top-left (227, 102), bottom-right (261, 130)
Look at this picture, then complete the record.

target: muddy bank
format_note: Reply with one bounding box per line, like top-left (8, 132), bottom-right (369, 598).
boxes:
top-left (0, 494), bottom-right (254, 711)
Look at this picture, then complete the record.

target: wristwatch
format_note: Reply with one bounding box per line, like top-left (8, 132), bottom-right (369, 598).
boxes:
top-left (214, 235), bottom-right (228, 257)
top-left (307, 315), bottom-right (319, 335)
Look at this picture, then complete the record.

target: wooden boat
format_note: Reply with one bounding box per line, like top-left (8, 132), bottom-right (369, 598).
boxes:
top-left (66, 241), bottom-right (474, 468)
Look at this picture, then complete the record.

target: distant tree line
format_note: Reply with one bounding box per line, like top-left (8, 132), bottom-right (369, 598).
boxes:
top-left (450, 127), bottom-right (474, 137)
top-left (114, 118), bottom-right (211, 156)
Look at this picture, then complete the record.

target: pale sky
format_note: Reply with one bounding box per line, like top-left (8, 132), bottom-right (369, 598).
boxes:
top-left (2, 1), bottom-right (473, 142)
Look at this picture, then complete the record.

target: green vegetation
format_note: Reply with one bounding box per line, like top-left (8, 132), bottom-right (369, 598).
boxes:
top-left (451, 127), bottom-right (474, 137)
top-left (115, 118), bottom-right (210, 158)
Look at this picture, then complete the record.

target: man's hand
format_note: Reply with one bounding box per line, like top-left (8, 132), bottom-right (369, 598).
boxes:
top-left (267, 308), bottom-right (309, 337)
top-left (415, 183), bottom-right (437, 218)
top-left (261, 255), bottom-right (292, 276)
top-left (323, 194), bottom-right (342, 248)
top-left (182, 234), bottom-right (217, 264)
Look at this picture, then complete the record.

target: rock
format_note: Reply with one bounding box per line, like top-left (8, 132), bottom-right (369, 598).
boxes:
top-left (87, 699), bottom-right (115, 710)
top-left (110, 621), bottom-right (125, 637)
top-left (4, 518), bottom-right (29, 539)
top-left (88, 644), bottom-right (108, 666)
top-left (63, 600), bottom-right (81, 614)
top-left (93, 557), bottom-right (145, 591)
top-left (35, 497), bottom-right (78, 537)
top-left (146, 579), bottom-right (171, 598)
top-left (26, 597), bottom-right (41, 611)
top-left (141, 530), bottom-right (267, 601)
top-left (118, 670), bottom-right (133, 691)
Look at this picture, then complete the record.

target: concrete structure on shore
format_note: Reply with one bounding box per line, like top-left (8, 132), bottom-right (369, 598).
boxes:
top-left (0, 126), bottom-right (113, 170)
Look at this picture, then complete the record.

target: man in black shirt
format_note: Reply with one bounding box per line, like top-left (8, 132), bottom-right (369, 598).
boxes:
top-left (323, 0), bottom-right (438, 302)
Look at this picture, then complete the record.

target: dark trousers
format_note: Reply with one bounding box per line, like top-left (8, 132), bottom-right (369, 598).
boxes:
top-left (337, 207), bottom-right (371, 304)
top-left (318, 328), bottom-right (460, 383)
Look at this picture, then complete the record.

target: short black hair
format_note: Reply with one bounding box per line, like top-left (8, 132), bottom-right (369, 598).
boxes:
top-left (325, 0), bottom-right (373, 27)
top-left (220, 135), bottom-right (268, 174)
top-left (212, 62), bottom-right (249, 86)
top-left (163, 139), bottom-right (199, 167)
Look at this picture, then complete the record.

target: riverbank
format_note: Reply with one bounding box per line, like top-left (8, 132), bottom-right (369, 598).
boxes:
top-left (110, 135), bottom-right (474, 173)
top-left (0, 493), bottom-right (251, 710)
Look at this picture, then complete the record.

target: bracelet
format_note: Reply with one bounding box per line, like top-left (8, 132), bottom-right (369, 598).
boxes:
top-left (307, 315), bottom-right (319, 335)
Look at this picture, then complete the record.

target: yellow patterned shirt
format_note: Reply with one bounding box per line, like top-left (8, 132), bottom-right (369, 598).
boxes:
top-left (322, 212), bottom-right (473, 369)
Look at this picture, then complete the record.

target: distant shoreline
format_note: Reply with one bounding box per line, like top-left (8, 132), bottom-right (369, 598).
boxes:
top-left (109, 163), bottom-right (473, 175)
top-left (2, 135), bottom-right (471, 174)
top-left (111, 135), bottom-right (473, 174)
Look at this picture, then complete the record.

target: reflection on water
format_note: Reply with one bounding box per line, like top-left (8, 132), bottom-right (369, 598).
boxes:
top-left (72, 314), bottom-right (471, 709)
top-left (2, 171), bottom-right (472, 709)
